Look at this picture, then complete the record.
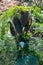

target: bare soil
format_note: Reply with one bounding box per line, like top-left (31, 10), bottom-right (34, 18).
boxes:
top-left (0, 0), bottom-right (20, 15)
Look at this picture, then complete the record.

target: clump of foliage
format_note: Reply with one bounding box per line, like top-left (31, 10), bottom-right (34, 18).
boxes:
top-left (0, 6), bottom-right (31, 39)
top-left (0, 36), bottom-right (17, 65)
top-left (0, 5), bottom-right (43, 65)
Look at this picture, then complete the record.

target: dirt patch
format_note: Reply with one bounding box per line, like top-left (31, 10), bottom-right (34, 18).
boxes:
top-left (0, 0), bottom-right (20, 15)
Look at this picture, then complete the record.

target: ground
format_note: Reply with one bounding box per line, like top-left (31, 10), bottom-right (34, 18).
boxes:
top-left (0, 0), bottom-right (20, 15)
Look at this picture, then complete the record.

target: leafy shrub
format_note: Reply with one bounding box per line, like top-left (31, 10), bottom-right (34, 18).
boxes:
top-left (0, 6), bottom-right (43, 65)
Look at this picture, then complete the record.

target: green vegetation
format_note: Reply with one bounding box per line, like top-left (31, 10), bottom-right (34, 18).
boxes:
top-left (0, 6), bottom-right (43, 65)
